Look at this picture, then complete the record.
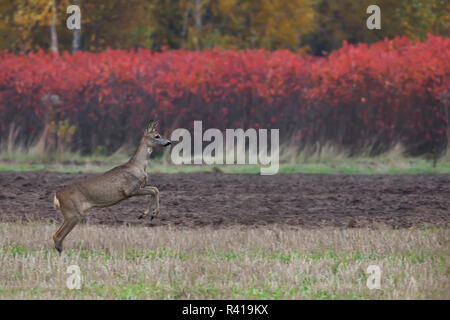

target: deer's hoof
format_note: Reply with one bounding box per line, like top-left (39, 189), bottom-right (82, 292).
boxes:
top-left (151, 210), bottom-right (159, 220)
top-left (55, 244), bottom-right (62, 254)
top-left (139, 209), bottom-right (150, 220)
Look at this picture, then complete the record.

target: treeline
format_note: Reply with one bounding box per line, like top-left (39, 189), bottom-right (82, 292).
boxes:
top-left (0, 0), bottom-right (449, 55)
top-left (0, 35), bottom-right (448, 155)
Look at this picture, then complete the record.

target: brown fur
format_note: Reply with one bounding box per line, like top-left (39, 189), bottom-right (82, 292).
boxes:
top-left (52, 120), bottom-right (171, 253)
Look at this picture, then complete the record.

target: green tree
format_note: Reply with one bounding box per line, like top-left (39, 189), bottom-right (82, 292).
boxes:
top-left (0, 0), bottom-right (70, 52)
top-left (305, 0), bottom-right (449, 55)
top-left (396, 0), bottom-right (450, 40)
top-left (0, 0), bottom-right (448, 54)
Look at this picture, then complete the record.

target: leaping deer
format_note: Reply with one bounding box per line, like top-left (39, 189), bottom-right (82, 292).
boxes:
top-left (52, 120), bottom-right (171, 253)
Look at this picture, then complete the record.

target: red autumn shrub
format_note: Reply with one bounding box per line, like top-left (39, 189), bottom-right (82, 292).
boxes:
top-left (0, 34), bottom-right (448, 155)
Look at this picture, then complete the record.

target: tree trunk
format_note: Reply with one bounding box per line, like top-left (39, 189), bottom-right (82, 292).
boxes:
top-left (194, 0), bottom-right (203, 49)
top-left (439, 90), bottom-right (450, 153)
top-left (72, 29), bottom-right (81, 53)
top-left (181, 6), bottom-right (190, 48)
top-left (72, 0), bottom-right (81, 53)
top-left (446, 103), bottom-right (450, 152)
top-left (50, 0), bottom-right (58, 53)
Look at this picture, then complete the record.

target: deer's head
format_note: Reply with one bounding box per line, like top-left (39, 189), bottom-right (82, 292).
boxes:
top-left (143, 120), bottom-right (172, 151)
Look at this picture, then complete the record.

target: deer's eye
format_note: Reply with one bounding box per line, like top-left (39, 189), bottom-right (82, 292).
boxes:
top-left (155, 135), bottom-right (160, 139)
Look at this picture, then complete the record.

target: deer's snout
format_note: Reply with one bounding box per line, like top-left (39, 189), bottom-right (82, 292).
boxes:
top-left (164, 140), bottom-right (172, 147)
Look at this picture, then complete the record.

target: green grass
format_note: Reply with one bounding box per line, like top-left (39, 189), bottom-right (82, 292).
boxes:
top-left (0, 148), bottom-right (449, 174)
top-left (0, 157), bottom-right (449, 175)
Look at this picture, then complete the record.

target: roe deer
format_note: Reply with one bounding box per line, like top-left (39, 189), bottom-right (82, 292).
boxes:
top-left (52, 120), bottom-right (171, 253)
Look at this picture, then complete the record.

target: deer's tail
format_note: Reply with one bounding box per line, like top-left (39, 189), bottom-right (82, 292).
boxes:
top-left (53, 193), bottom-right (60, 210)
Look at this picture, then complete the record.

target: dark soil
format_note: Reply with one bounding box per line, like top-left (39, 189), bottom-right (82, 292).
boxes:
top-left (0, 171), bottom-right (449, 229)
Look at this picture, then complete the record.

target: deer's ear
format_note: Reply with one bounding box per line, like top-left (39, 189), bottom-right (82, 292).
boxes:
top-left (146, 120), bottom-right (158, 133)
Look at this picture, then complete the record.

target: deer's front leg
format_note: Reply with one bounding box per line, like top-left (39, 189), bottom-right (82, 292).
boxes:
top-left (133, 186), bottom-right (160, 220)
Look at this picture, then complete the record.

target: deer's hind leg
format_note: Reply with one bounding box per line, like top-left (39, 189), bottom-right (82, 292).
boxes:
top-left (135, 186), bottom-right (160, 220)
top-left (53, 205), bottom-right (82, 254)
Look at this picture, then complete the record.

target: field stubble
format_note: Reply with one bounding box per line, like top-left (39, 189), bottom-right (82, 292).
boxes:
top-left (0, 222), bottom-right (448, 299)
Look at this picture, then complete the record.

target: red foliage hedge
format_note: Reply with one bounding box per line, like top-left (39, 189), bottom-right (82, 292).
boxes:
top-left (0, 34), bottom-right (448, 154)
